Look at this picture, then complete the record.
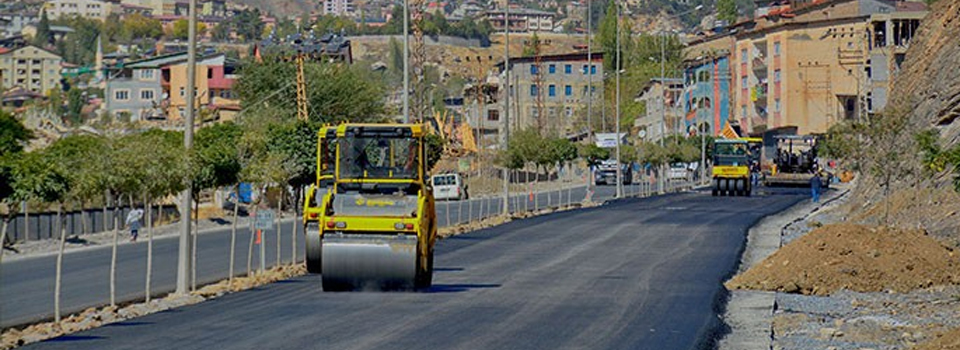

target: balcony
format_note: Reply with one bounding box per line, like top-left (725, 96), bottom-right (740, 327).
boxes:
top-left (751, 83), bottom-right (768, 105)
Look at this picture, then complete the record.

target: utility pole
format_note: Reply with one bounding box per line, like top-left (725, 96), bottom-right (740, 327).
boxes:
top-left (659, 30), bottom-right (666, 194)
top-left (501, 0), bottom-right (510, 215)
top-left (176, 0), bottom-right (196, 296)
top-left (402, 0), bottom-right (410, 123)
top-left (586, 0), bottom-right (593, 140)
top-left (614, 0), bottom-right (623, 199)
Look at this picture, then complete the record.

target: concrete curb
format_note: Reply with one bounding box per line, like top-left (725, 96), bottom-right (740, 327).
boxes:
top-left (718, 185), bottom-right (852, 350)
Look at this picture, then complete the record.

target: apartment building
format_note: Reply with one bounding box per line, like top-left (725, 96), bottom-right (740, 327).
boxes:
top-left (44, 0), bottom-right (112, 21)
top-left (685, 0), bottom-right (927, 135)
top-left (495, 52), bottom-right (603, 135)
top-left (105, 52), bottom-right (184, 121)
top-left (484, 8), bottom-right (555, 33)
top-left (162, 53), bottom-right (237, 121)
top-left (323, 0), bottom-right (355, 16)
top-left (0, 44), bottom-right (63, 94)
top-left (635, 78), bottom-right (685, 142)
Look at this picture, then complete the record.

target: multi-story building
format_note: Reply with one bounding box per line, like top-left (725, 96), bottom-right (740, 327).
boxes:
top-left (0, 44), bottom-right (62, 94)
top-left (322, 0), bottom-right (355, 16)
top-left (634, 78), bottom-right (684, 142)
top-left (44, 0), bottom-right (112, 21)
top-left (0, 14), bottom-right (38, 38)
top-left (162, 53), bottom-right (238, 121)
top-left (680, 52), bottom-right (733, 136)
top-left (484, 8), bottom-right (555, 33)
top-left (685, 0), bottom-right (927, 135)
top-left (494, 52), bottom-right (603, 135)
top-left (105, 52), bottom-right (185, 121)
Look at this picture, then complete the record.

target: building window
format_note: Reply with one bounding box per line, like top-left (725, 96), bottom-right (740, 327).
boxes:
top-left (530, 65), bottom-right (538, 75)
top-left (741, 49), bottom-right (747, 62)
top-left (548, 84), bottom-right (556, 97)
top-left (590, 65), bottom-right (597, 75)
top-left (208, 68), bottom-right (214, 79)
top-left (582, 65), bottom-right (589, 74)
top-left (741, 76), bottom-right (747, 88)
top-left (565, 106), bottom-right (574, 117)
top-left (140, 90), bottom-right (154, 100)
top-left (180, 87), bottom-right (185, 96)
top-left (564, 85), bottom-right (572, 96)
top-left (487, 109), bottom-right (500, 121)
top-left (564, 64), bottom-right (572, 74)
top-left (775, 98), bottom-right (781, 112)
top-left (774, 42), bottom-right (781, 56)
top-left (115, 90), bottom-right (130, 101)
top-left (741, 105), bottom-right (746, 117)
top-left (548, 64), bottom-right (556, 74)
top-left (774, 69), bottom-right (781, 82)
top-left (530, 85), bottom-right (538, 96)
top-left (139, 69), bottom-right (154, 80)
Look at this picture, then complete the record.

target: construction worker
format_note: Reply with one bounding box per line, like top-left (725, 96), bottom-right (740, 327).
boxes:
top-left (810, 171), bottom-right (823, 204)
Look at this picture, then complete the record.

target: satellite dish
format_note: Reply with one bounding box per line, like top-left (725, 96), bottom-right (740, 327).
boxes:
top-left (638, 130), bottom-right (647, 138)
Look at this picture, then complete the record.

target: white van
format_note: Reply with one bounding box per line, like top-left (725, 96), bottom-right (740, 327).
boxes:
top-left (431, 173), bottom-right (468, 200)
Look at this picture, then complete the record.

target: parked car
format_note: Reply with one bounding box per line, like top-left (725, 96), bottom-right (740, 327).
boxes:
top-left (594, 160), bottom-right (633, 185)
top-left (431, 173), bottom-right (468, 200)
top-left (668, 162), bottom-right (692, 181)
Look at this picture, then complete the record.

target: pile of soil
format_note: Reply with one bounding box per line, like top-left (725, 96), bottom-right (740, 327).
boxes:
top-left (914, 327), bottom-right (960, 350)
top-left (726, 223), bottom-right (960, 295)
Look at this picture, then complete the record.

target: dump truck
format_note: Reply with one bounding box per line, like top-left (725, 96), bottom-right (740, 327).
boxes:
top-left (711, 138), bottom-right (752, 196)
top-left (304, 123), bottom-right (437, 291)
top-left (764, 135), bottom-right (830, 187)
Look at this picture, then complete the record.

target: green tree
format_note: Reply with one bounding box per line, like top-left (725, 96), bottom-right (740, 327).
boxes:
top-left (0, 111), bottom-right (35, 156)
top-left (579, 144), bottom-right (611, 166)
top-left (232, 9), bottom-right (264, 41)
top-left (10, 150), bottom-right (70, 321)
top-left (171, 19), bottom-right (207, 40)
top-left (34, 10), bottom-right (52, 47)
top-left (717, 0), bottom-right (738, 23)
top-left (52, 15), bottom-right (103, 65)
top-left (211, 22), bottom-right (232, 42)
top-left (234, 58), bottom-right (385, 124)
top-left (121, 14), bottom-right (163, 42)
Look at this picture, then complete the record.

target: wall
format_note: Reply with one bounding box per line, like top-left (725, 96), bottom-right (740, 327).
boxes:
top-left (6, 206), bottom-right (179, 243)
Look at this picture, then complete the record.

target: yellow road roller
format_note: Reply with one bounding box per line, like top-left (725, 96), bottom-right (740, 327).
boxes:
top-left (303, 126), bottom-right (337, 273)
top-left (304, 123), bottom-right (437, 291)
top-left (711, 138), bottom-right (752, 196)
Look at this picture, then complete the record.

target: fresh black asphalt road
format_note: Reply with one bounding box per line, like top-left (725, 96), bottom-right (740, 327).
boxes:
top-left (0, 185), bottom-right (625, 329)
top-left (21, 187), bottom-right (806, 350)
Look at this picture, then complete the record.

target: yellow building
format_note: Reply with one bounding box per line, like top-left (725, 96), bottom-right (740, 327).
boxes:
top-left (161, 54), bottom-right (238, 121)
top-left (0, 45), bottom-right (63, 94)
top-left (688, 0), bottom-right (927, 135)
top-left (43, 0), bottom-right (114, 21)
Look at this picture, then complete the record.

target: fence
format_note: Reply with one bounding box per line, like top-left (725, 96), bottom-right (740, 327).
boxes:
top-left (5, 206), bottom-right (178, 243)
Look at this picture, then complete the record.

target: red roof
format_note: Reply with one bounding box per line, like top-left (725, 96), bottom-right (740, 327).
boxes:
top-left (0, 48), bottom-right (9, 55)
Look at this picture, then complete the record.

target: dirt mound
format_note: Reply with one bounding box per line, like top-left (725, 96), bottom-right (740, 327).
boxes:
top-left (726, 223), bottom-right (960, 295)
top-left (913, 327), bottom-right (960, 350)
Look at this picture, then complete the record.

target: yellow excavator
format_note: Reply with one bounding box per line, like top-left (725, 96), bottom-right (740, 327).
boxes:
top-left (303, 123), bottom-right (437, 291)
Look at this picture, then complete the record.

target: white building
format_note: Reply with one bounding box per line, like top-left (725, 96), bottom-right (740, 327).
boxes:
top-left (323, 0), bottom-right (355, 16)
top-left (43, 0), bottom-right (114, 21)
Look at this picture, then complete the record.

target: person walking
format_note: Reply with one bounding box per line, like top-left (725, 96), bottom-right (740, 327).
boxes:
top-left (126, 207), bottom-right (144, 242)
top-left (810, 172), bottom-right (823, 204)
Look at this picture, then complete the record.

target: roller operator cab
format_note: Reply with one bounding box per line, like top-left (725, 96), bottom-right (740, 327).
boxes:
top-left (711, 139), bottom-right (752, 196)
top-left (304, 123), bottom-right (437, 292)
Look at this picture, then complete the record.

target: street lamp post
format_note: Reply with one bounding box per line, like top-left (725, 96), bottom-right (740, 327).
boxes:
top-left (176, 0), bottom-right (197, 296)
top-left (501, 1), bottom-right (511, 215)
top-left (614, 0), bottom-right (623, 199)
top-left (402, 0), bottom-right (409, 123)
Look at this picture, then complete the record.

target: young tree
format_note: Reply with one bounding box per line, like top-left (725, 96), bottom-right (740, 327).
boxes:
top-left (193, 123), bottom-right (242, 281)
top-left (11, 151), bottom-right (69, 322)
top-left (0, 111), bottom-right (35, 156)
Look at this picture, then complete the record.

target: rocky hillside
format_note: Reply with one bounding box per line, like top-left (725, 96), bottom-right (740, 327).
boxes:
top-left (890, 0), bottom-right (960, 145)
top-left (842, 0), bottom-right (960, 238)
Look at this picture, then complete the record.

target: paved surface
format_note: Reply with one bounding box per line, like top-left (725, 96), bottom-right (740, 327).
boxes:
top-left (0, 185), bottom-right (625, 329)
top-left (22, 187), bottom-right (806, 350)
